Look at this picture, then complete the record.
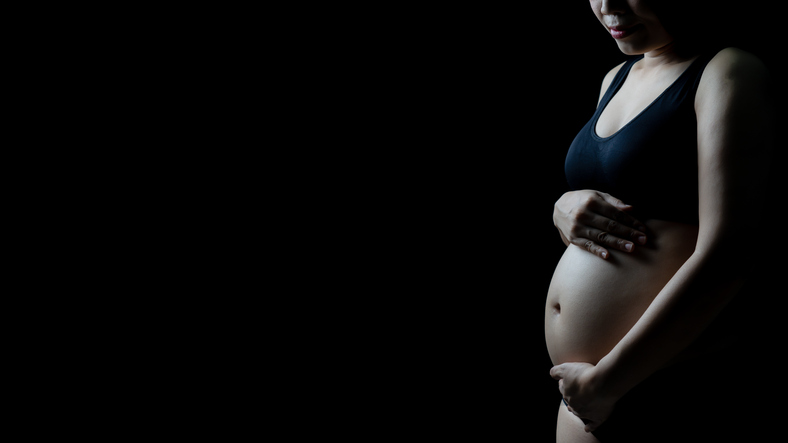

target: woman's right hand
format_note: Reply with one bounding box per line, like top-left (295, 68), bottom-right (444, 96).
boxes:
top-left (553, 190), bottom-right (648, 259)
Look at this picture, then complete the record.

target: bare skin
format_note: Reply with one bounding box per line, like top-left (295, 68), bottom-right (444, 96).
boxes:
top-left (546, 1), bottom-right (773, 440)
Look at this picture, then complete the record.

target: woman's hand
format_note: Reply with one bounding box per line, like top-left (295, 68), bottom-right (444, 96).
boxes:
top-left (550, 362), bottom-right (618, 433)
top-left (553, 190), bottom-right (648, 259)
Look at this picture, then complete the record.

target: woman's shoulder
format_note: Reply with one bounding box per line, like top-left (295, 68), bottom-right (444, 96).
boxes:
top-left (695, 47), bottom-right (772, 152)
top-left (597, 60), bottom-right (629, 105)
top-left (602, 60), bottom-right (629, 83)
top-left (702, 47), bottom-right (769, 85)
top-left (696, 47), bottom-right (770, 109)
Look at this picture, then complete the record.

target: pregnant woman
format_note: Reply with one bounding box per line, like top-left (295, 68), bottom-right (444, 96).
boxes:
top-left (544, 1), bottom-right (773, 442)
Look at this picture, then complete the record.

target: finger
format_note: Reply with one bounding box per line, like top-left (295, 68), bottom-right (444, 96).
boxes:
top-left (589, 198), bottom-right (649, 238)
top-left (550, 365), bottom-right (564, 380)
top-left (586, 225), bottom-right (636, 253)
top-left (595, 209), bottom-right (647, 238)
top-left (574, 416), bottom-right (596, 433)
top-left (587, 214), bottom-right (647, 249)
top-left (596, 191), bottom-right (632, 211)
top-left (570, 238), bottom-right (609, 259)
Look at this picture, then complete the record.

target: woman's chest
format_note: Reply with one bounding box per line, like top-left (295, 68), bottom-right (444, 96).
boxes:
top-left (595, 78), bottom-right (679, 138)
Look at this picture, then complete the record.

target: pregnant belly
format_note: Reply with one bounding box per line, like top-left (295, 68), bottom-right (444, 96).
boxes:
top-left (545, 220), bottom-right (698, 366)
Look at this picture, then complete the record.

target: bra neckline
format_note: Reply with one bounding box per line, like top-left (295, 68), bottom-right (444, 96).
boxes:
top-left (592, 55), bottom-right (701, 141)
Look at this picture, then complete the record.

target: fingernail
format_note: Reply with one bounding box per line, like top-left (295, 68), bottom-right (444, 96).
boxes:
top-left (601, 251), bottom-right (608, 259)
top-left (637, 235), bottom-right (646, 244)
top-left (625, 243), bottom-right (633, 251)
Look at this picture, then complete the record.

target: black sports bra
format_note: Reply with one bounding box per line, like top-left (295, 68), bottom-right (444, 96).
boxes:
top-left (564, 52), bottom-right (716, 225)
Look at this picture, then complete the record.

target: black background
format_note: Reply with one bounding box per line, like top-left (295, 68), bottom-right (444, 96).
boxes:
top-left (399, 8), bottom-right (628, 438)
top-left (333, 4), bottom-right (785, 440)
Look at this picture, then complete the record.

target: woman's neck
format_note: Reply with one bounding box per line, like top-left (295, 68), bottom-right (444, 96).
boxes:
top-left (641, 41), bottom-right (696, 70)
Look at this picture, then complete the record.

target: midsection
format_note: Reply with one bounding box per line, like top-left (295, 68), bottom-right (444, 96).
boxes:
top-left (545, 220), bottom-right (699, 366)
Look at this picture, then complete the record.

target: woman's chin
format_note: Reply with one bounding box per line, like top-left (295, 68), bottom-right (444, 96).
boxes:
top-left (614, 41), bottom-right (647, 56)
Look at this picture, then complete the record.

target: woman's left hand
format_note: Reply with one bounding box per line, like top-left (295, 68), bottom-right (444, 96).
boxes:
top-left (550, 362), bottom-right (619, 433)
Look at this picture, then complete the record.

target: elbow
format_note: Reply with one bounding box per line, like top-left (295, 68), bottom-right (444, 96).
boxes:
top-left (692, 235), bottom-right (759, 280)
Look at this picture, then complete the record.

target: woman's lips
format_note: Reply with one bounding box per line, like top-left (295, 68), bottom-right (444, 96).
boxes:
top-left (609, 24), bottom-right (642, 39)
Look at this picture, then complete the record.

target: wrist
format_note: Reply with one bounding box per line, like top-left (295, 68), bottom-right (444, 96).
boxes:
top-left (593, 354), bottom-right (633, 401)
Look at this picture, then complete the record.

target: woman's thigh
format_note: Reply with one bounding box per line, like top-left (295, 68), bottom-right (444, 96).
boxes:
top-left (556, 400), bottom-right (599, 443)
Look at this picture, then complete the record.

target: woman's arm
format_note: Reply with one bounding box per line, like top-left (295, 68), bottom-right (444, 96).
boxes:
top-left (552, 48), bottom-right (774, 431)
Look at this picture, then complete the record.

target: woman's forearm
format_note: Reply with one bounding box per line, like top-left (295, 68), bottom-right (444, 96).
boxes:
top-left (594, 247), bottom-right (747, 398)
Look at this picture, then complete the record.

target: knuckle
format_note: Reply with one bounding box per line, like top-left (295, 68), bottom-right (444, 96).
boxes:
top-left (597, 231), bottom-right (608, 242)
top-left (581, 194), bottom-right (596, 208)
top-left (584, 194), bottom-right (594, 204)
top-left (568, 206), bottom-right (584, 221)
top-left (607, 220), bottom-right (619, 231)
top-left (584, 240), bottom-right (595, 252)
